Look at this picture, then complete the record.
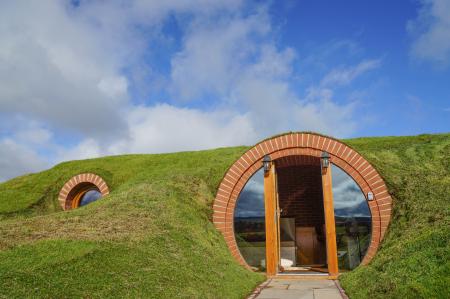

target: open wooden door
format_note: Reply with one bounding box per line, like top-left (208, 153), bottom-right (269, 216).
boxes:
top-left (275, 167), bottom-right (281, 271)
top-left (321, 162), bottom-right (339, 276)
top-left (264, 159), bottom-right (280, 276)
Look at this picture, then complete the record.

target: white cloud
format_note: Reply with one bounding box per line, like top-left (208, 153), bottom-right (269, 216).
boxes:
top-left (9, 122), bottom-right (53, 147)
top-left (0, 1), bottom-right (130, 138)
top-left (98, 76), bottom-right (129, 99)
top-left (57, 138), bottom-right (103, 162)
top-left (108, 104), bottom-right (256, 154)
top-left (295, 94), bottom-right (357, 137)
top-left (321, 59), bottom-right (381, 86)
top-left (169, 7), bottom-right (359, 139)
top-left (170, 10), bottom-right (271, 101)
top-left (408, 0), bottom-right (450, 66)
top-left (0, 1), bottom-right (376, 182)
top-left (0, 0), bottom-right (242, 140)
top-left (46, 103), bottom-right (256, 164)
top-left (0, 139), bottom-right (49, 182)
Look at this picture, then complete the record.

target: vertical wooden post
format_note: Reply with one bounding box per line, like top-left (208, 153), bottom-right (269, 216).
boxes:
top-left (322, 164), bottom-right (339, 276)
top-left (264, 162), bottom-right (278, 276)
top-left (275, 170), bottom-right (281, 271)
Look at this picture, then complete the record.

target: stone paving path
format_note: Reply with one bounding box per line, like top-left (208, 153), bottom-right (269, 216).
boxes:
top-left (250, 279), bottom-right (346, 299)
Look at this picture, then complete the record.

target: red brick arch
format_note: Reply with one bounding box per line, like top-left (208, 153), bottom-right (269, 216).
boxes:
top-left (213, 132), bottom-right (392, 270)
top-left (58, 173), bottom-right (110, 210)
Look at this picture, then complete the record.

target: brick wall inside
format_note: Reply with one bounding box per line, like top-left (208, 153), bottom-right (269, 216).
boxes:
top-left (277, 165), bottom-right (325, 227)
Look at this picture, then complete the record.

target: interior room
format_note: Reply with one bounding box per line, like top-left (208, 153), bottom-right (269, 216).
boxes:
top-left (275, 156), bottom-right (328, 274)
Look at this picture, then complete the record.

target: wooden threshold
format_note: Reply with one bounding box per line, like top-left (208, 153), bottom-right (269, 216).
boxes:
top-left (267, 274), bottom-right (339, 280)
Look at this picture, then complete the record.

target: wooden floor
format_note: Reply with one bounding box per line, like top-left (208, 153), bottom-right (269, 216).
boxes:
top-left (268, 266), bottom-right (338, 280)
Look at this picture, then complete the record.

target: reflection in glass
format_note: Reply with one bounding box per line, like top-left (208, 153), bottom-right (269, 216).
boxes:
top-left (79, 189), bottom-right (102, 207)
top-left (234, 168), bottom-right (265, 270)
top-left (332, 164), bottom-right (372, 270)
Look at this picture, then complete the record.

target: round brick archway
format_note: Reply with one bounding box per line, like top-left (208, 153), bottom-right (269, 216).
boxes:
top-left (58, 173), bottom-right (110, 210)
top-left (212, 132), bottom-right (392, 270)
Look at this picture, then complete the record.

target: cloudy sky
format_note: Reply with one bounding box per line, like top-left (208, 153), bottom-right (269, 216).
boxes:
top-left (0, 0), bottom-right (449, 181)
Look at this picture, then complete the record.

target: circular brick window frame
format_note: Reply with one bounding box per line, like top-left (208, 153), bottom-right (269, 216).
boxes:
top-left (58, 173), bottom-right (110, 210)
top-left (212, 132), bottom-right (392, 270)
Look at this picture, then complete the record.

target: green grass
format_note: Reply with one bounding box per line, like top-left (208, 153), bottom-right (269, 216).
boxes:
top-left (0, 133), bottom-right (449, 298)
top-left (338, 134), bottom-right (450, 299)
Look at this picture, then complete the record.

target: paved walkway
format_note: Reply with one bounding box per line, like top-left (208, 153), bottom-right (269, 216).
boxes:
top-left (250, 279), bottom-right (346, 299)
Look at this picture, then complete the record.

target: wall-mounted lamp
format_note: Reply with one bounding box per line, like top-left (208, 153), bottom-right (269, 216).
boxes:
top-left (263, 155), bottom-right (272, 173)
top-left (321, 151), bottom-right (330, 169)
top-left (367, 192), bottom-right (374, 201)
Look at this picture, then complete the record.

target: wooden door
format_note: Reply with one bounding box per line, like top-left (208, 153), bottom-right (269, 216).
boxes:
top-left (296, 227), bottom-right (316, 265)
top-left (321, 164), bottom-right (339, 276)
top-left (264, 161), bottom-right (280, 276)
top-left (275, 168), bottom-right (281, 270)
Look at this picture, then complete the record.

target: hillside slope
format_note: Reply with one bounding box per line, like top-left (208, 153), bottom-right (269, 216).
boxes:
top-left (339, 134), bottom-right (450, 298)
top-left (0, 133), bottom-right (449, 298)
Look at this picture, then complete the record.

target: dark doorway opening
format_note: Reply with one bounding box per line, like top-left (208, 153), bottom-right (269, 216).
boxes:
top-left (275, 157), bottom-right (328, 274)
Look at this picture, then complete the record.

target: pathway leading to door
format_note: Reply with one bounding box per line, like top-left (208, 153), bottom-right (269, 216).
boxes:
top-left (249, 279), bottom-right (347, 299)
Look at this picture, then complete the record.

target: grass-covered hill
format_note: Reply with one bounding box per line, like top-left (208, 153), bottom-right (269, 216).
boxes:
top-left (0, 133), bottom-right (449, 298)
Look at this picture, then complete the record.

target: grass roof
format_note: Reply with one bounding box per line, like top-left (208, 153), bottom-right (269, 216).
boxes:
top-left (0, 133), bottom-right (449, 298)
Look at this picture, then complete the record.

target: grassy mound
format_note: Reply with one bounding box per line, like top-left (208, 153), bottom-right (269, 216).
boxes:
top-left (0, 148), bottom-right (264, 298)
top-left (338, 134), bottom-right (450, 299)
top-left (0, 133), bottom-right (449, 298)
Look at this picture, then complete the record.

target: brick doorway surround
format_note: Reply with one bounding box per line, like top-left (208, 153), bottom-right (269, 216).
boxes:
top-left (58, 173), bottom-right (109, 210)
top-left (212, 132), bottom-right (392, 270)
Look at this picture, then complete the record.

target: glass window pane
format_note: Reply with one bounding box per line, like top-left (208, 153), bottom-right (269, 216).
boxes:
top-left (234, 168), bottom-right (265, 270)
top-left (79, 189), bottom-right (102, 207)
top-left (332, 164), bottom-right (372, 270)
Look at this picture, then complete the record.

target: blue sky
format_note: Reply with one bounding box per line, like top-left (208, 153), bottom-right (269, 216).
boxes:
top-left (273, 0), bottom-right (450, 136)
top-left (0, 0), bottom-right (449, 181)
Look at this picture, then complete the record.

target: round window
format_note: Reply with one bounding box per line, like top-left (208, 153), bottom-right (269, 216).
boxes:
top-left (71, 187), bottom-right (103, 208)
top-left (79, 189), bottom-right (102, 207)
top-left (58, 173), bottom-right (109, 210)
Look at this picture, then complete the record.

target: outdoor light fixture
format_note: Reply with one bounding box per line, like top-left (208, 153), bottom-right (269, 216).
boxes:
top-left (263, 155), bottom-right (272, 173)
top-left (367, 192), bottom-right (374, 201)
top-left (321, 151), bottom-right (330, 169)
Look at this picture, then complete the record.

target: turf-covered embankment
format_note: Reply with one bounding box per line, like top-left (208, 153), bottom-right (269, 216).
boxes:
top-left (338, 134), bottom-right (450, 299)
top-left (0, 133), bottom-right (449, 298)
top-left (0, 147), bottom-right (265, 298)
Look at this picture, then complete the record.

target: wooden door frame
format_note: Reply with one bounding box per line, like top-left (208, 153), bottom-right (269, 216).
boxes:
top-left (264, 155), bottom-right (339, 277)
top-left (321, 162), bottom-right (339, 276)
top-left (264, 160), bottom-right (279, 276)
